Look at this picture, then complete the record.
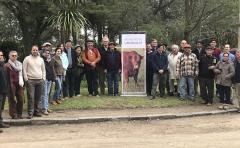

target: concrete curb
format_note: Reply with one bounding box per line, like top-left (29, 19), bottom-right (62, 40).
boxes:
top-left (4, 109), bottom-right (238, 126)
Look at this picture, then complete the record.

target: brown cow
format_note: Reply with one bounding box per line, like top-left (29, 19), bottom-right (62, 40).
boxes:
top-left (122, 51), bottom-right (144, 89)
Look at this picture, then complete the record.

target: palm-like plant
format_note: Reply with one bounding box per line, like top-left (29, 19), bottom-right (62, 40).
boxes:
top-left (48, 0), bottom-right (88, 40)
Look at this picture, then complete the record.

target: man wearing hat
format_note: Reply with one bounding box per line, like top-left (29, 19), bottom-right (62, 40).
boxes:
top-left (103, 42), bottom-right (121, 96)
top-left (82, 39), bottom-right (101, 97)
top-left (176, 44), bottom-right (199, 101)
top-left (198, 46), bottom-right (217, 106)
top-left (41, 42), bottom-right (52, 57)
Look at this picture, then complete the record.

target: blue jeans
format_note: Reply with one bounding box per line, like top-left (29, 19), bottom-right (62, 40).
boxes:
top-left (53, 76), bottom-right (62, 100)
top-left (107, 71), bottom-right (119, 95)
top-left (41, 80), bottom-right (52, 112)
top-left (179, 76), bottom-right (195, 99)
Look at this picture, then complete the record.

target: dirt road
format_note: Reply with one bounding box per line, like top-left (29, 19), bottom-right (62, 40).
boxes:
top-left (1, 114), bottom-right (240, 148)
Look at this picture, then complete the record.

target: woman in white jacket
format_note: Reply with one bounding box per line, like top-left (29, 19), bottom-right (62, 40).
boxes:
top-left (168, 44), bottom-right (182, 96)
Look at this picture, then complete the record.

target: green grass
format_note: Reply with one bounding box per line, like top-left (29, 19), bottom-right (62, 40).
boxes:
top-left (4, 85), bottom-right (202, 111)
top-left (50, 95), bottom-right (194, 110)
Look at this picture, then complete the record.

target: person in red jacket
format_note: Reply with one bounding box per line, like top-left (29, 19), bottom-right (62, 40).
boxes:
top-left (82, 39), bottom-right (101, 97)
top-left (210, 39), bottom-right (221, 60)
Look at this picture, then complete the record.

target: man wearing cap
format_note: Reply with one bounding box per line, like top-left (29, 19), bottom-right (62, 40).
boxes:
top-left (103, 42), bottom-right (121, 96)
top-left (199, 47), bottom-right (217, 106)
top-left (82, 39), bottom-right (101, 96)
top-left (41, 42), bottom-right (52, 57)
top-left (176, 44), bottom-right (199, 101)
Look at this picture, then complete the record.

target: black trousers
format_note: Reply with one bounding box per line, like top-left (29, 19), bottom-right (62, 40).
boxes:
top-left (74, 72), bottom-right (85, 96)
top-left (0, 94), bottom-right (6, 125)
top-left (199, 78), bottom-right (214, 104)
top-left (86, 69), bottom-right (99, 96)
top-left (219, 85), bottom-right (231, 104)
top-left (63, 68), bottom-right (75, 98)
top-left (146, 70), bottom-right (153, 96)
top-left (97, 66), bottom-right (106, 95)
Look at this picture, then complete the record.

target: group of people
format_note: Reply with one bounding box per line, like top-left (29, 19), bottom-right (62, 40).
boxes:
top-left (0, 36), bottom-right (122, 133)
top-left (0, 36), bottom-right (240, 133)
top-left (146, 39), bottom-right (240, 109)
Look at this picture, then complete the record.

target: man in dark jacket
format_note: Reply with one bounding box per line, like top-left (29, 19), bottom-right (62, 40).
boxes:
top-left (192, 41), bottom-right (205, 60)
top-left (0, 50), bottom-right (10, 133)
top-left (199, 47), bottom-right (217, 106)
top-left (97, 36), bottom-right (109, 95)
top-left (233, 50), bottom-right (240, 111)
top-left (63, 40), bottom-right (76, 98)
top-left (150, 44), bottom-right (168, 99)
top-left (103, 42), bottom-right (121, 96)
top-left (192, 41), bottom-right (205, 97)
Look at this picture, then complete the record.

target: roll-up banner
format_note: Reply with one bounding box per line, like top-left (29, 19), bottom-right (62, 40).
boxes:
top-left (121, 32), bottom-right (146, 96)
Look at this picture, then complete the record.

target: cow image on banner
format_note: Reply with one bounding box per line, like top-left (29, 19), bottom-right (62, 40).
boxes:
top-left (121, 32), bottom-right (146, 96)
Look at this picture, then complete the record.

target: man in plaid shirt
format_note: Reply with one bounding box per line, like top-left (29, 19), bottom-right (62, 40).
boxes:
top-left (176, 44), bottom-right (199, 101)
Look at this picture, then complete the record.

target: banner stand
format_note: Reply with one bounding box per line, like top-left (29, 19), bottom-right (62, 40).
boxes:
top-left (121, 31), bottom-right (146, 96)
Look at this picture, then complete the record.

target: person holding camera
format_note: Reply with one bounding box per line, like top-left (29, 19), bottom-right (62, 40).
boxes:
top-left (198, 47), bottom-right (217, 106)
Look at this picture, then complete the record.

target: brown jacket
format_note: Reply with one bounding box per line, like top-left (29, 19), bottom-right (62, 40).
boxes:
top-left (214, 61), bottom-right (235, 87)
top-left (51, 56), bottom-right (64, 78)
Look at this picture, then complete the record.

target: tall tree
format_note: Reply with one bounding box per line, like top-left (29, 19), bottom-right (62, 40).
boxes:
top-left (48, 0), bottom-right (88, 44)
top-left (1, 0), bottom-right (51, 54)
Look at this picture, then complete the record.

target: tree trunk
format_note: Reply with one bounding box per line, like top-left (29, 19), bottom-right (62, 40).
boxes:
top-left (84, 25), bottom-right (88, 47)
top-left (72, 29), bottom-right (77, 45)
top-left (184, 0), bottom-right (193, 41)
top-left (97, 25), bottom-right (103, 45)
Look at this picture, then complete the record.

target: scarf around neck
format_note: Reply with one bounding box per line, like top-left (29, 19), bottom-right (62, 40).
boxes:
top-left (8, 59), bottom-right (22, 72)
